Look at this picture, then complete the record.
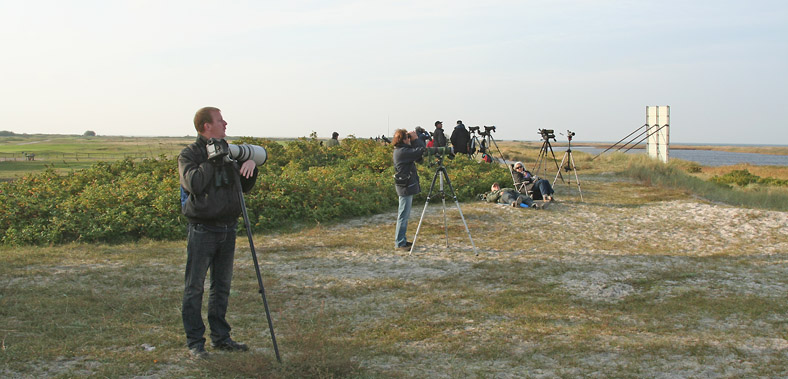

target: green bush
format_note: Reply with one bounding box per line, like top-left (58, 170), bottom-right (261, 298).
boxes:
top-left (0, 137), bottom-right (510, 245)
top-left (710, 169), bottom-right (788, 187)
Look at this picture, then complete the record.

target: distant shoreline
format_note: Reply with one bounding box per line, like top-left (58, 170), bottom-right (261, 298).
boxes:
top-left (508, 141), bottom-right (788, 156)
top-left (4, 133), bottom-right (788, 156)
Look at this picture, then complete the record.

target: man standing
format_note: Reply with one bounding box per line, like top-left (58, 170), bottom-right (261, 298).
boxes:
top-left (178, 107), bottom-right (258, 358)
top-left (450, 120), bottom-right (470, 155)
top-left (432, 121), bottom-right (447, 147)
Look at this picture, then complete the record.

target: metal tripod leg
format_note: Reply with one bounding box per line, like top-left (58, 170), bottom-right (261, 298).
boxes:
top-left (410, 165), bottom-right (477, 256)
top-left (569, 152), bottom-right (583, 201)
top-left (552, 150), bottom-right (583, 201)
top-left (440, 175), bottom-right (449, 247)
top-left (409, 167), bottom-right (442, 256)
top-left (553, 151), bottom-right (569, 187)
top-left (233, 166), bottom-right (281, 363)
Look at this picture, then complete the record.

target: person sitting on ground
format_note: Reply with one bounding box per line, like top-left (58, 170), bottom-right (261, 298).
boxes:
top-left (512, 162), bottom-right (555, 201)
top-left (482, 182), bottom-right (539, 209)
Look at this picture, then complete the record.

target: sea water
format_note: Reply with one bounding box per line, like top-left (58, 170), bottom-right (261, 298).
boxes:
top-left (573, 147), bottom-right (788, 166)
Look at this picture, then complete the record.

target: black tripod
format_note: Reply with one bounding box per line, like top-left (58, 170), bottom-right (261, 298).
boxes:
top-left (532, 129), bottom-right (564, 183)
top-left (553, 131), bottom-right (583, 201)
top-left (233, 161), bottom-right (282, 363)
top-left (409, 155), bottom-right (477, 256)
top-left (478, 126), bottom-right (518, 189)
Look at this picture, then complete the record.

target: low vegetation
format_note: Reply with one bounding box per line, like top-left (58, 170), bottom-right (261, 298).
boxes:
top-left (0, 136), bottom-right (510, 245)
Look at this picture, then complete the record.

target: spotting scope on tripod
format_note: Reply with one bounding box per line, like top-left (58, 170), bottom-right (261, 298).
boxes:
top-left (554, 130), bottom-right (583, 201)
top-left (532, 129), bottom-right (563, 183)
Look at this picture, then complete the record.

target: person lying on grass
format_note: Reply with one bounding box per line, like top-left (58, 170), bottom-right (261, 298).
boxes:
top-left (481, 182), bottom-right (540, 209)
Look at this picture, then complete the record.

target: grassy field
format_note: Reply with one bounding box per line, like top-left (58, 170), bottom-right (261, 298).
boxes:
top-left (2, 163), bottom-right (787, 377)
top-left (0, 135), bottom-right (194, 180)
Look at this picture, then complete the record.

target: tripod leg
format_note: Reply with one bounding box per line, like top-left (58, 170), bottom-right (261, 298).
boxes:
top-left (440, 175), bottom-right (449, 248)
top-left (548, 143), bottom-right (564, 184)
top-left (553, 152), bottom-right (569, 187)
top-left (440, 167), bottom-right (478, 256)
top-left (235, 174), bottom-right (281, 363)
top-left (569, 152), bottom-right (583, 201)
top-left (533, 143), bottom-right (547, 176)
top-left (409, 167), bottom-right (441, 256)
top-left (489, 136), bottom-right (518, 189)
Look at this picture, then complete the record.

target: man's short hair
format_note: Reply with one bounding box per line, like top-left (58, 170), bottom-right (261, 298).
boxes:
top-left (434, 121), bottom-right (442, 127)
top-left (491, 182), bottom-right (500, 191)
top-left (194, 107), bottom-right (220, 133)
top-left (457, 120), bottom-right (462, 124)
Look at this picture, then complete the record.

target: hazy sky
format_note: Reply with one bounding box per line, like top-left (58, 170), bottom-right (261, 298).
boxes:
top-left (2, 0), bottom-right (786, 144)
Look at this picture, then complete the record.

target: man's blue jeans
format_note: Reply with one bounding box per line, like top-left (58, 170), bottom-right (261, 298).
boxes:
top-left (395, 195), bottom-right (413, 247)
top-left (182, 223), bottom-right (237, 349)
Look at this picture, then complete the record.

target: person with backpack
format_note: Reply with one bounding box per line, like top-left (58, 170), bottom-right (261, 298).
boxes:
top-left (178, 107), bottom-right (258, 359)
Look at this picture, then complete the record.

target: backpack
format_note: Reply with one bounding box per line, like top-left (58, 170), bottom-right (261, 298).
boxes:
top-left (180, 186), bottom-right (189, 209)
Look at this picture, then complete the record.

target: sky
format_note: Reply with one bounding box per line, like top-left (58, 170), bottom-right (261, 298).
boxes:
top-left (1, 0), bottom-right (786, 144)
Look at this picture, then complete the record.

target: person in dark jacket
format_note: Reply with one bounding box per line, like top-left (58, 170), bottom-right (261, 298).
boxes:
top-left (450, 120), bottom-right (470, 155)
top-left (178, 107), bottom-right (259, 359)
top-left (392, 128), bottom-right (426, 250)
top-left (432, 121), bottom-right (447, 147)
top-left (512, 161), bottom-right (554, 201)
top-left (483, 182), bottom-right (539, 209)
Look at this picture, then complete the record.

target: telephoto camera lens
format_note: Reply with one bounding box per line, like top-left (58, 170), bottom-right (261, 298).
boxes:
top-left (228, 144), bottom-right (268, 166)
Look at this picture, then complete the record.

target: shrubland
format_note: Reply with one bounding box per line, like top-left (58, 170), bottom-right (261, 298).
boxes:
top-left (0, 136), bottom-right (510, 245)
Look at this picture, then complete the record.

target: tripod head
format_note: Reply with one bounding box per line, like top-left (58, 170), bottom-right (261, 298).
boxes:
top-left (538, 129), bottom-right (556, 142)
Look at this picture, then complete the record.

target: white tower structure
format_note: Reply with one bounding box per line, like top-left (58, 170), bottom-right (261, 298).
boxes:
top-left (646, 106), bottom-right (670, 163)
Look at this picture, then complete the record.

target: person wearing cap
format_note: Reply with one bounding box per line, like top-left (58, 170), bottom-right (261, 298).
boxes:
top-left (450, 120), bottom-right (470, 155)
top-left (432, 121), bottom-right (447, 147)
top-left (513, 161), bottom-right (555, 201)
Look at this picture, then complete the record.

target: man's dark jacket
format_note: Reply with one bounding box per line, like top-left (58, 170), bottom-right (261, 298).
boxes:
top-left (450, 123), bottom-right (470, 154)
top-left (179, 136), bottom-right (258, 226)
top-left (432, 127), bottom-right (447, 147)
top-left (392, 138), bottom-right (425, 197)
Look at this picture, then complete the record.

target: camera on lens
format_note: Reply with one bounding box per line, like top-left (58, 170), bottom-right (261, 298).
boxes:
top-left (207, 138), bottom-right (268, 166)
top-left (207, 138), bottom-right (230, 161)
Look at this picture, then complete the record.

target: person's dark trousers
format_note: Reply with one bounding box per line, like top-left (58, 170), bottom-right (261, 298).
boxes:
top-left (182, 223), bottom-right (237, 349)
top-left (501, 190), bottom-right (534, 207)
top-left (531, 179), bottom-right (554, 200)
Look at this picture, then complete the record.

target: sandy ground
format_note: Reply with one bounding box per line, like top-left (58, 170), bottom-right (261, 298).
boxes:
top-left (4, 190), bottom-right (787, 377)
top-left (240, 195), bottom-right (788, 377)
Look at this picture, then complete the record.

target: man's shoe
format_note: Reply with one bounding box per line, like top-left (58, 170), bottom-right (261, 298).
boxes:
top-left (212, 338), bottom-right (249, 352)
top-left (189, 345), bottom-right (209, 359)
top-left (396, 241), bottom-right (413, 250)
